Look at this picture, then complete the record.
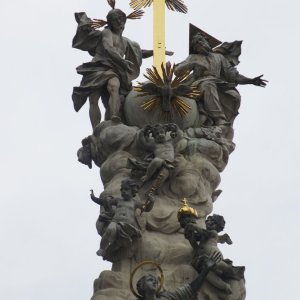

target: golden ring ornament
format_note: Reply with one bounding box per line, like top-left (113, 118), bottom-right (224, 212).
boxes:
top-left (130, 261), bottom-right (165, 298)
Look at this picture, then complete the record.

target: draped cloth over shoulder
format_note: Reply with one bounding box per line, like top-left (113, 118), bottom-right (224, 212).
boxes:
top-left (72, 12), bottom-right (143, 112)
top-left (176, 52), bottom-right (241, 125)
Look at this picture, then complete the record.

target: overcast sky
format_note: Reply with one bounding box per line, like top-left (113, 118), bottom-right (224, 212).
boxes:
top-left (0, 0), bottom-right (299, 299)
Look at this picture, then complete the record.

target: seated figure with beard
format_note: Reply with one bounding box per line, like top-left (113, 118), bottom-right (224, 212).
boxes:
top-left (174, 32), bottom-right (267, 126)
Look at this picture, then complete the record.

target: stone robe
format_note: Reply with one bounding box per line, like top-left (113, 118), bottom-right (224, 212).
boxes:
top-left (175, 52), bottom-right (241, 124)
top-left (72, 12), bottom-right (142, 113)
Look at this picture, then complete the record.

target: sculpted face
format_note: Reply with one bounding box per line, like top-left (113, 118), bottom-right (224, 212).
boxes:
top-left (107, 9), bottom-right (126, 32)
top-left (120, 185), bottom-right (133, 201)
top-left (153, 127), bottom-right (167, 143)
top-left (192, 34), bottom-right (212, 55)
top-left (205, 215), bottom-right (225, 232)
top-left (205, 218), bottom-right (217, 231)
top-left (144, 275), bottom-right (158, 294)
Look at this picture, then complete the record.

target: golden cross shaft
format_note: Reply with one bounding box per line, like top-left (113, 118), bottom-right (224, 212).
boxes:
top-left (153, 0), bottom-right (166, 71)
top-left (130, 0), bottom-right (188, 72)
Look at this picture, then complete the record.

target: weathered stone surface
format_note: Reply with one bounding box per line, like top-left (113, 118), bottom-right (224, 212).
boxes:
top-left (124, 91), bottom-right (201, 129)
top-left (71, 3), bottom-right (268, 299)
top-left (82, 120), bottom-right (245, 299)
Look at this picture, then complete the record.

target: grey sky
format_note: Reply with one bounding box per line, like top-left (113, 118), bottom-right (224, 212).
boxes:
top-left (0, 0), bottom-right (299, 299)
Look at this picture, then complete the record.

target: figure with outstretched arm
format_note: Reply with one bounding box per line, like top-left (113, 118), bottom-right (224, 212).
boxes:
top-left (134, 259), bottom-right (215, 300)
top-left (89, 179), bottom-right (153, 261)
top-left (174, 32), bottom-right (267, 126)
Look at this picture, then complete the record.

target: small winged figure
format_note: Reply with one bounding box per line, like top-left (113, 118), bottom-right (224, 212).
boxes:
top-left (179, 214), bottom-right (245, 294)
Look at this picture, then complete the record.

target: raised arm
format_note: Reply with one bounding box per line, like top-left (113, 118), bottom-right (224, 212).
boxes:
top-left (166, 123), bottom-right (184, 144)
top-left (90, 190), bottom-right (118, 211)
top-left (136, 126), bottom-right (155, 151)
top-left (90, 189), bottom-right (103, 205)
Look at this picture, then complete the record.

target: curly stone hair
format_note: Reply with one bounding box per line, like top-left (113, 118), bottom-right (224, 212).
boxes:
top-left (190, 32), bottom-right (212, 54)
top-left (206, 214), bottom-right (226, 232)
top-left (106, 8), bottom-right (127, 27)
top-left (121, 179), bottom-right (140, 196)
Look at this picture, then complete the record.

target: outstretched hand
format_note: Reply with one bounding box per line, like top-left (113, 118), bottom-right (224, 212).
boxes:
top-left (90, 189), bottom-right (95, 199)
top-left (251, 75), bottom-right (268, 87)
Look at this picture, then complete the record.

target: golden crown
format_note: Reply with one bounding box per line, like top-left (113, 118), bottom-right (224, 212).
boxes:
top-left (177, 198), bottom-right (198, 219)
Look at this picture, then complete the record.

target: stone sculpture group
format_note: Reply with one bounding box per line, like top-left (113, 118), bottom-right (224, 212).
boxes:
top-left (72, 1), bottom-right (267, 299)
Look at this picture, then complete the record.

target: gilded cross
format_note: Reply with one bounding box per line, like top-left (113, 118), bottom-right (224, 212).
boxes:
top-left (130, 0), bottom-right (187, 71)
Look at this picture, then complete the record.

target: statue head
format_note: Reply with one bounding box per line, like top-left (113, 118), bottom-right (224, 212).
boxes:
top-left (120, 179), bottom-right (140, 200)
top-left (106, 9), bottom-right (127, 31)
top-left (191, 33), bottom-right (212, 55)
top-left (152, 124), bottom-right (167, 143)
top-left (205, 214), bottom-right (225, 232)
top-left (136, 274), bottom-right (159, 298)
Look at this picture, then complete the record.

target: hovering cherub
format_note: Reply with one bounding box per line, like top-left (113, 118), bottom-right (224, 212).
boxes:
top-left (179, 212), bottom-right (245, 294)
top-left (90, 179), bottom-right (153, 261)
top-left (137, 123), bottom-right (182, 201)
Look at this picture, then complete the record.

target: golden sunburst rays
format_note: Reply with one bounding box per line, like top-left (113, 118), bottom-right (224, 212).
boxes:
top-left (126, 9), bottom-right (144, 20)
top-left (91, 0), bottom-right (144, 29)
top-left (130, 0), bottom-right (188, 13)
top-left (173, 98), bottom-right (191, 118)
top-left (165, 0), bottom-right (187, 13)
top-left (130, 0), bottom-right (152, 10)
top-left (135, 62), bottom-right (201, 120)
top-left (144, 66), bottom-right (165, 87)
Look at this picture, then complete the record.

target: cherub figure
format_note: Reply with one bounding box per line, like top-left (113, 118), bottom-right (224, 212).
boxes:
top-left (179, 213), bottom-right (245, 294)
top-left (137, 123), bottom-right (182, 199)
top-left (134, 260), bottom-right (215, 300)
top-left (90, 179), bottom-right (153, 261)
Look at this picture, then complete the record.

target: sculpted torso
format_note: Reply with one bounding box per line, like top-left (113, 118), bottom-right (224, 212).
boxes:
top-left (112, 200), bottom-right (137, 225)
top-left (199, 230), bottom-right (224, 262)
top-left (93, 28), bottom-right (127, 61)
top-left (153, 142), bottom-right (175, 162)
